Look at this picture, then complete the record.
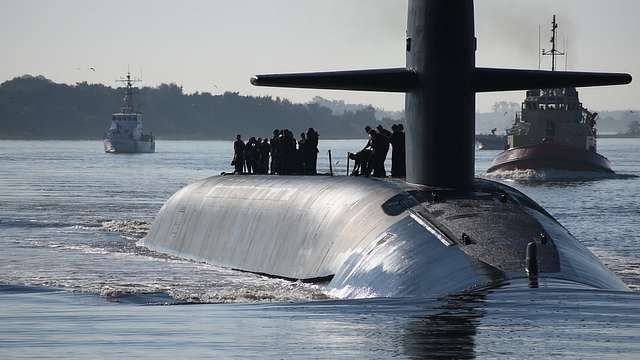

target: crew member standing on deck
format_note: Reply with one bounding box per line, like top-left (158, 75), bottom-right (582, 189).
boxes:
top-left (391, 124), bottom-right (406, 177)
top-left (377, 124), bottom-right (392, 142)
top-left (245, 137), bottom-right (259, 174)
top-left (261, 138), bottom-right (271, 174)
top-left (233, 134), bottom-right (246, 174)
top-left (370, 128), bottom-right (389, 178)
top-left (270, 129), bottom-right (280, 175)
top-left (298, 132), bottom-right (307, 174)
top-left (306, 128), bottom-right (319, 175)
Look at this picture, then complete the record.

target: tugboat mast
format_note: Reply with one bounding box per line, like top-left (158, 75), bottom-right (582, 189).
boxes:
top-left (542, 15), bottom-right (566, 72)
top-left (115, 72), bottom-right (141, 114)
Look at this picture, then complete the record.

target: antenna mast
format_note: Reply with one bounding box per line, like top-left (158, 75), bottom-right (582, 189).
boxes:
top-left (541, 15), bottom-right (565, 72)
top-left (116, 72), bottom-right (141, 113)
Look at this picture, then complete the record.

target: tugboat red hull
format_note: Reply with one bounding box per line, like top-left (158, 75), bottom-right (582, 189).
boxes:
top-left (487, 143), bottom-right (614, 173)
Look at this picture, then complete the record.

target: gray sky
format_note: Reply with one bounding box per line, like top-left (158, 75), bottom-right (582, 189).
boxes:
top-left (1, 0), bottom-right (638, 112)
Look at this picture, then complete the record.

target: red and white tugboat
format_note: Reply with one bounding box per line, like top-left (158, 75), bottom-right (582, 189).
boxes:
top-left (487, 16), bottom-right (613, 174)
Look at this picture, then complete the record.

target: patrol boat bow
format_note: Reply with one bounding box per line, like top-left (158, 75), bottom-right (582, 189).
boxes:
top-left (143, 1), bottom-right (631, 297)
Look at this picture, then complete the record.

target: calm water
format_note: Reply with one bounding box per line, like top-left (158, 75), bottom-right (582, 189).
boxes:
top-left (1, 139), bottom-right (639, 359)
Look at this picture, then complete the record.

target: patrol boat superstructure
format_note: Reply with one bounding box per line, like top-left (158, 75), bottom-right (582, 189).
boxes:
top-left (143, 1), bottom-right (631, 297)
top-left (103, 72), bottom-right (155, 153)
top-left (488, 16), bottom-right (613, 173)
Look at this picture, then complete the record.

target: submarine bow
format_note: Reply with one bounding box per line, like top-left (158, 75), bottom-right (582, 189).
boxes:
top-left (144, 0), bottom-right (631, 297)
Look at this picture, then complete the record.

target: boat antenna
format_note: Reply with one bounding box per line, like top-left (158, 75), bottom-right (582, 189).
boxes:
top-left (116, 71), bottom-right (141, 113)
top-left (542, 15), bottom-right (565, 72)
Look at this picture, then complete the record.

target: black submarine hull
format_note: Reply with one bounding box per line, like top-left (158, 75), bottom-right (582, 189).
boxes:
top-left (143, 176), bottom-right (627, 297)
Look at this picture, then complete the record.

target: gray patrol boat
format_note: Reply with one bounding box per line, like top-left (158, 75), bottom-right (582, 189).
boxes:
top-left (103, 72), bottom-right (155, 153)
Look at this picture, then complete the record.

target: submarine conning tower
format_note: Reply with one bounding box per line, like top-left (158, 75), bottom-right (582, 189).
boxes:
top-left (251, 0), bottom-right (631, 189)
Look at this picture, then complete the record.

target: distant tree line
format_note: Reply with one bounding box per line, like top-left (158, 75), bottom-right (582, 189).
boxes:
top-left (0, 75), bottom-right (398, 140)
top-left (310, 96), bottom-right (404, 121)
top-left (3, 75), bottom-right (636, 139)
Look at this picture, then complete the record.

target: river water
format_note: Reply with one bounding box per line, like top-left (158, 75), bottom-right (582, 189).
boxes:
top-left (1, 139), bottom-right (639, 359)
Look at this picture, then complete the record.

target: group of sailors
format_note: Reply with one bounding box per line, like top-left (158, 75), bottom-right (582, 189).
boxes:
top-left (350, 124), bottom-right (405, 178)
top-left (232, 124), bottom-right (406, 178)
top-left (232, 128), bottom-right (319, 175)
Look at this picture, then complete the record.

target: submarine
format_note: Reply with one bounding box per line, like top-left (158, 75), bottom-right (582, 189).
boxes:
top-left (143, 1), bottom-right (632, 297)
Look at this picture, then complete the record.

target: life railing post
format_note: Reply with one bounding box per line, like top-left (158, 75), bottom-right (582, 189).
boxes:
top-left (328, 150), bottom-right (333, 176)
top-left (346, 153), bottom-right (350, 176)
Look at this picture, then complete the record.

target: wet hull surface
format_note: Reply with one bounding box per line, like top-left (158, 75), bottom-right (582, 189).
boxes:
top-left (144, 175), bottom-right (627, 298)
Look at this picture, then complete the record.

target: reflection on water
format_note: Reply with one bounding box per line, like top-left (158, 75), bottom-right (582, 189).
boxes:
top-left (4, 285), bottom-right (638, 359)
top-left (403, 293), bottom-right (484, 359)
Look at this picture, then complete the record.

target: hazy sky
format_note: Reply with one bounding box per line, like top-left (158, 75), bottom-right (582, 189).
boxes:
top-left (1, 0), bottom-right (638, 111)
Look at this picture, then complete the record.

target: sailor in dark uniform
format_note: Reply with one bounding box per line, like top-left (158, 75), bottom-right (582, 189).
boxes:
top-left (391, 124), bottom-right (406, 177)
top-left (305, 128), bottom-right (319, 175)
top-left (233, 134), bottom-right (246, 174)
top-left (260, 138), bottom-right (271, 174)
top-left (370, 128), bottom-right (389, 178)
top-left (245, 137), bottom-right (259, 174)
top-left (270, 129), bottom-right (280, 175)
top-left (298, 132), bottom-right (307, 174)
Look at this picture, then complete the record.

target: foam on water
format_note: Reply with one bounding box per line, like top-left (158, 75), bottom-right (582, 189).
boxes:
top-left (485, 168), bottom-right (636, 182)
top-left (99, 219), bottom-right (151, 240)
top-left (1, 216), bottom-right (334, 304)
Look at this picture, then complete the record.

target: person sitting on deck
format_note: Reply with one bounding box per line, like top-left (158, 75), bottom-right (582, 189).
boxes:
top-left (349, 126), bottom-right (374, 176)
